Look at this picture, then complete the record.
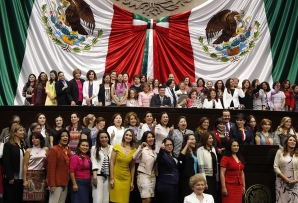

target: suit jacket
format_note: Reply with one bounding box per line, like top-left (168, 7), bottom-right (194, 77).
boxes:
top-left (178, 152), bottom-right (199, 178)
top-left (48, 145), bottom-right (71, 187)
top-left (202, 98), bottom-right (223, 109)
top-left (67, 78), bottom-right (85, 104)
top-left (98, 83), bottom-right (112, 106)
top-left (3, 141), bottom-right (27, 180)
top-left (82, 81), bottom-right (100, 105)
top-left (150, 94), bottom-right (171, 107)
top-left (133, 146), bottom-right (157, 175)
top-left (274, 149), bottom-right (298, 180)
top-left (229, 126), bottom-right (254, 145)
top-left (223, 88), bottom-right (245, 108)
top-left (184, 192), bottom-right (214, 203)
top-left (55, 80), bottom-right (70, 105)
top-left (156, 148), bottom-right (179, 185)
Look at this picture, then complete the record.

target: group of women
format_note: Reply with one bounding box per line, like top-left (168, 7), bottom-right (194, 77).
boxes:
top-left (22, 70), bottom-right (298, 111)
top-left (0, 110), bottom-right (298, 203)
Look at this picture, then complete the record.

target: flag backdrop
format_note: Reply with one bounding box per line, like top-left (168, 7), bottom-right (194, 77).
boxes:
top-left (0, 0), bottom-right (297, 105)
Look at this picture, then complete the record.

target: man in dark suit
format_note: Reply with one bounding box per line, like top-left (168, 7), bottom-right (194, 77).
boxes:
top-left (221, 110), bottom-right (235, 133)
top-left (55, 71), bottom-right (70, 105)
top-left (150, 85), bottom-right (171, 107)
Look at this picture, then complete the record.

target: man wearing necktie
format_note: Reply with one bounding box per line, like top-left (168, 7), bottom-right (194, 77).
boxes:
top-left (150, 86), bottom-right (171, 107)
top-left (221, 110), bottom-right (235, 134)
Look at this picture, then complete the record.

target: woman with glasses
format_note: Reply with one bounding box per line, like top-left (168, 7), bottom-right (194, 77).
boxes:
top-left (156, 138), bottom-right (178, 203)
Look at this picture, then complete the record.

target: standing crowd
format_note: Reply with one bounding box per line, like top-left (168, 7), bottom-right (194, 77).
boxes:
top-left (22, 69), bottom-right (298, 111)
top-left (0, 109), bottom-right (298, 203)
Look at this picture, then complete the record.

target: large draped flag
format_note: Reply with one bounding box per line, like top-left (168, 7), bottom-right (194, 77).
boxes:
top-left (1, 0), bottom-right (297, 105)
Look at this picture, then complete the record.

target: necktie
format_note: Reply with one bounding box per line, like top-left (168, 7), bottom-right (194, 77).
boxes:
top-left (226, 123), bottom-right (230, 132)
top-left (160, 97), bottom-right (164, 106)
top-left (170, 88), bottom-right (177, 107)
top-left (241, 130), bottom-right (245, 141)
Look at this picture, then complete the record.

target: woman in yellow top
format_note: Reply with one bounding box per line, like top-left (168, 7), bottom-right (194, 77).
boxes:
top-left (110, 129), bottom-right (137, 203)
top-left (45, 70), bottom-right (58, 105)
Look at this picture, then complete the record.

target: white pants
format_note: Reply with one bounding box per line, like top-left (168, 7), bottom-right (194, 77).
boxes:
top-left (92, 176), bottom-right (109, 203)
top-left (49, 186), bottom-right (68, 203)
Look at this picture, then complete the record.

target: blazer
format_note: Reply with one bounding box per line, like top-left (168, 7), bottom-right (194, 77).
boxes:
top-left (98, 83), bottom-right (112, 106)
top-left (91, 145), bottom-right (112, 174)
top-left (133, 146), bottom-right (157, 175)
top-left (184, 192), bottom-right (214, 203)
top-left (156, 148), bottom-right (179, 185)
top-left (165, 87), bottom-right (178, 107)
top-left (202, 98), bottom-right (223, 109)
top-left (55, 80), bottom-right (70, 105)
top-left (212, 129), bottom-right (230, 152)
top-left (48, 145), bottom-right (71, 187)
top-left (229, 126), bottom-right (254, 145)
top-left (178, 152), bottom-right (198, 178)
top-left (223, 88), bottom-right (245, 108)
top-left (197, 146), bottom-right (218, 179)
top-left (67, 78), bottom-right (85, 104)
top-left (3, 141), bottom-right (26, 180)
top-left (274, 149), bottom-right (298, 180)
top-left (150, 94), bottom-right (171, 107)
top-left (82, 80), bottom-right (100, 105)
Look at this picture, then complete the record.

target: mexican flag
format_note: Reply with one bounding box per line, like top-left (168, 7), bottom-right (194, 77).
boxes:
top-left (0, 0), bottom-right (297, 105)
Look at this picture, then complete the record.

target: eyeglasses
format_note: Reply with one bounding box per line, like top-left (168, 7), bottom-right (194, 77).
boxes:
top-left (165, 144), bottom-right (173, 147)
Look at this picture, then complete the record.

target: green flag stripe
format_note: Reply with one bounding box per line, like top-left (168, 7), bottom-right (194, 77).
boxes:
top-left (157, 16), bottom-right (169, 23)
top-left (141, 29), bottom-right (150, 75)
top-left (0, 0), bottom-right (34, 105)
top-left (264, 0), bottom-right (298, 84)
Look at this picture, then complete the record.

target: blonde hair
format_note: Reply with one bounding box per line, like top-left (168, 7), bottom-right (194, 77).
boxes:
top-left (83, 114), bottom-right (95, 126)
top-left (9, 123), bottom-right (26, 146)
top-left (277, 117), bottom-right (293, 135)
top-left (189, 174), bottom-right (206, 188)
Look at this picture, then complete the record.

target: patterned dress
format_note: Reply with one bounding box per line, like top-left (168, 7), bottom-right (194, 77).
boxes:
top-left (67, 127), bottom-right (82, 153)
top-left (275, 154), bottom-right (298, 203)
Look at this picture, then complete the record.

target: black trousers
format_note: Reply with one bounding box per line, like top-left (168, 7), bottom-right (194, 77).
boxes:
top-left (156, 182), bottom-right (178, 203)
top-left (205, 175), bottom-right (218, 203)
top-left (6, 179), bottom-right (23, 203)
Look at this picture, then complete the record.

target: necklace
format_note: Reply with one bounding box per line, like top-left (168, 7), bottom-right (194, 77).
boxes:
top-left (196, 195), bottom-right (204, 202)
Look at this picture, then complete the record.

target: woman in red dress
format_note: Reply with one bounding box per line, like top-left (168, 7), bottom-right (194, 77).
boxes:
top-left (220, 139), bottom-right (245, 203)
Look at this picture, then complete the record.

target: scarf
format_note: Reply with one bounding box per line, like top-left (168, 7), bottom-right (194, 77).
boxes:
top-left (35, 82), bottom-right (43, 104)
top-left (115, 83), bottom-right (126, 95)
top-left (58, 144), bottom-right (70, 166)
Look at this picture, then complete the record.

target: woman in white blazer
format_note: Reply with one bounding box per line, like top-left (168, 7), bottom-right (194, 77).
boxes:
top-left (184, 174), bottom-right (214, 203)
top-left (91, 130), bottom-right (113, 203)
top-left (165, 79), bottom-right (178, 107)
top-left (203, 88), bottom-right (223, 109)
top-left (82, 70), bottom-right (99, 106)
top-left (223, 78), bottom-right (245, 109)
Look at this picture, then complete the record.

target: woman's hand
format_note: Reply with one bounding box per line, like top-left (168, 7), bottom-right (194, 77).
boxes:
top-left (111, 130), bottom-right (115, 139)
top-left (169, 125), bottom-right (174, 135)
top-left (217, 149), bottom-right (222, 154)
top-left (50, 186), bottom-right (56, 193)
top-left (161, 143), bottom-right (165, 149)
top-left (73, 184), bottom-right (78, 192)
top-left (110, 178), bottom-right (114, 188)
top-left (8, 179), bottom-right (14, 185)
top-left (130, 182), bottom-right (134, 191)
top-left (23, 180), bottom-right (28, 188)
top-left (141, 142), bottom-right (148, 149)
top-left (92, 179), bottom-right (97, 188)
top-left (242, 186), bottom-right (246, 195)
top-left (139, 123), bottom-right (143, 129)
top-left (222, 187), bottom-right (228, 196)
top-left (153, 119), bottom-right (157, 127)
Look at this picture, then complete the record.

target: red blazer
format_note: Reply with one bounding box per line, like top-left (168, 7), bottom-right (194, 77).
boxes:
top-left (285, 90), bottom-right (294, 108)
top-left (213, 130), bottom-right (229, 153)
top-left (48, 145), bottom-right (71, 187)
top-left (220, 156), bottom-right (244, 185)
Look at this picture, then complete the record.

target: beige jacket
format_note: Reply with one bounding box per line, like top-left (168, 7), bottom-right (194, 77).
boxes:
top-left (133, 146), bottom-right (157, 175)
top-left (274, 149), bottom-right (298, 180)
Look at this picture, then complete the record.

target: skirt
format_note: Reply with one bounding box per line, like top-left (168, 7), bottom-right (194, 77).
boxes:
top-left (23, 170), bottom-right (46, 201)
top-left (137, 171), bottom-right (156, 198)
